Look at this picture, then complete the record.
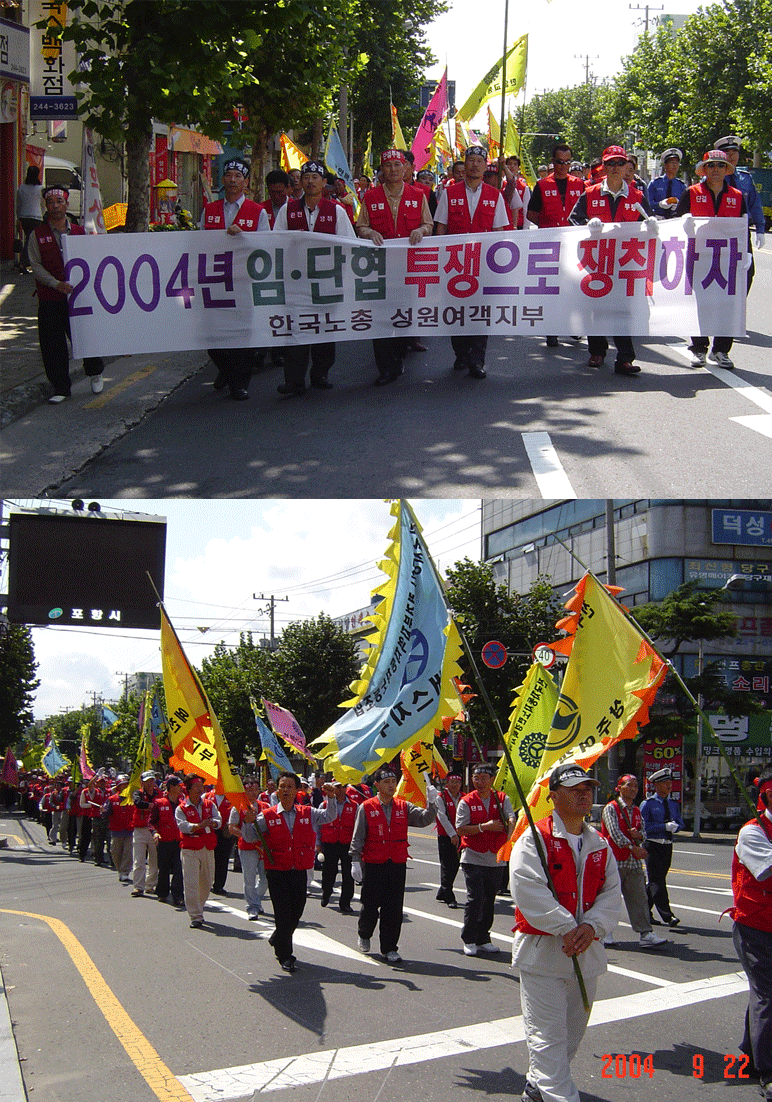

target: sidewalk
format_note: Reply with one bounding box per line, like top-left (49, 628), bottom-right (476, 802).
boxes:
top-left (1, 258), bottom-right (211, 494)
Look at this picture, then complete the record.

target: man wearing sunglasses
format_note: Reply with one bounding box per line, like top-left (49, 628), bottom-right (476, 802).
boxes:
top-left (569, 145), bottom-right (655, 376)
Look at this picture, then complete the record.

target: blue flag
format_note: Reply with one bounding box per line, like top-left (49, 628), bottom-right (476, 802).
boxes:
top-left (324, 125), bottom-right (359, 213)
top-left (250, 697), bottom-right (293, 777)
top-left (42, 740), bottom-right (67, 777)
top-left (102, 705), bottom-right (119, 730)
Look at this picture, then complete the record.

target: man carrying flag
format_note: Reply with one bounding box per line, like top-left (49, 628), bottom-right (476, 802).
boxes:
top-left (511, 763), bottom-right (621, 1102)
top-left (175, 772), bottom-right (221, 929)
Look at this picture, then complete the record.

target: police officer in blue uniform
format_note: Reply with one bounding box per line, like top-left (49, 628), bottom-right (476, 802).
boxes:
top-left (640, 767), bottom-right (685, 927)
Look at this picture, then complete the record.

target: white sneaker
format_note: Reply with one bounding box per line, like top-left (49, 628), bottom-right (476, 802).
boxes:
top-left (90, 375), bottom-right (104, 393)
top-left (709, 350), bottom-right (734, 368)
top-left (385, 951), bottom-right (401, 963)
top-left (477, 942), bottom-right (500, 953)
top-left (689, 350), bottom-right (706, 366)
top-left (639, 931), bottom-right (667, 948)
top-left (48, 394), bottom-right (67, 403)
top-left (602, 934), bottom-right (617, 947)
top-left (357, 936), bottom-right (370, 954)
top-left (462, 943), bottom-right (478, 956)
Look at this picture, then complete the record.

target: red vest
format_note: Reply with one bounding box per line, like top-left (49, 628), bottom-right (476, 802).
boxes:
top-left (360, 797), bottom-right (409, 864)
top-left (152, 796), bottom-right (182, 842)
top-left (201, 197), bottom-right (264, 231)
top-left (460, 790), bottom-right (508, 854)
top-left (132, 788), bottom-right (159, 830)
top-left (599, 799), bottom-right (642, 862)
top-left (535, 174), bottom-right (586, 228)
top-left (364, 184), bottom-right (425, 239)
top-left (286, 198), bottom-right (338, 233)
top-left (319, 798), bottom-right (358, 845)
top-left (257, 199), bottom-right (283, 229)
top-left (503, 176), bottom-right (528, 229)
top-left (437, 789), bottom-right (462, 837)
top-left (178, 795), bottom-right (218, 850)
top-left (585, 182), bottom-right (644, 223)
top-left (235, 805), bottom-right (268, 852)
top-left (107, 792), bottom-right (135, 832)
top-left (731, 816), bottom-right (772, 932)
top-left (514, 816), bottom-right (609, 935)
top-left (686, 182), bottom-right (744, 219)
top-left (34, 221), bottom-right (86, 301)
top-left (80, 788), bottom-right (103, 819)
top-left (213, 795), bottom-right (232, 831)
top-left (444, 181), bottom-right (500, 234)
top-left (262, 803), bottom-right (317, 870)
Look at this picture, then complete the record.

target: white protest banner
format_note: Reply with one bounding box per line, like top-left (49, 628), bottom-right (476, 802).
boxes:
top-left (82, 128), bottom-right (107, 235)
top-left (63, 220), bottom-right (748, 359)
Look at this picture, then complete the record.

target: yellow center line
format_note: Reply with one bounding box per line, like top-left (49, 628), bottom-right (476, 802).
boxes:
top-left (85, 364), bottom-right (157, 409)
top-left (0, 908), bottom-right (194, 1101)
top-left (0, 833), bottom-right (24, 845)
top-left (671, 867), bottom-right (730, 880)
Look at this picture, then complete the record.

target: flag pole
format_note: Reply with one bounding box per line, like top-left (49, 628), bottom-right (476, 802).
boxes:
top-left (401, 500), bottom-right (591, 1009)
top-left (498, 0), bottom-right (509, 184)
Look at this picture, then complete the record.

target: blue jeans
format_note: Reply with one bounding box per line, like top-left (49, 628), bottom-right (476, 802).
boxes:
top-left (239, 847), bottom-right (267, 915)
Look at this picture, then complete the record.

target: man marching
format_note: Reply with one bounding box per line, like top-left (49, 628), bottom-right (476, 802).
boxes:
top-left (174, 773), bottom-right (221, 929)
top-left (272, 160), bottom-right (357, 397)
top-left (435, 771), bottom-right (465, 909)
top-left (356, 149), bottom-right (433, 386)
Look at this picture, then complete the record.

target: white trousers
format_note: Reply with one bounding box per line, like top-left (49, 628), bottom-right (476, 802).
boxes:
top-left (132, 827), bottom-right (158, 891)
top-left (519, 967), bottom-right (597, 1102)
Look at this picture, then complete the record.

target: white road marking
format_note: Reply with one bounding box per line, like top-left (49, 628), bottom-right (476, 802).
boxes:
top-left (522, 432), bottom-right (577, 499)
top-left (178, 972), bottom-right (748, 1100)
top-left (731, 414), bottom-right (772, 438)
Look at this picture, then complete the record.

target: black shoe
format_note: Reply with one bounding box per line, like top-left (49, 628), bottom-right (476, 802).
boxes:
top-left (213, 371), bottom-right (228, 391)
top-left (320, 896), bottom-right (330, 908)
top-left (667, 916), bottom-right (680, 927)
top-left (230, 389), bottom-right (249, 400)
top-left (173, 899), bottom-right (185, 908)
top-left (447, 901), bottom-right (458, 909)
top-left (211, 888), bottom-right (227, 896)
top-left (268, 932), bottom-right (276, 947)
top-left (614, 361), bottom-right (641, 376)
top-left (409, 339), bottom-right (428, 352)
top-left (277, 382), bottom-right (305, 397)
top-left (310, 377), bottom-right (333, 389)
top-left (248, 913), bottom-right (261, 921)
top-left (339, 905), bottom-right (355, 915)
top-left (546, 336), bottom-right (559, 347)
top-left (280, 957), bottom-right (296, 973)
top-left (190, 920), bottom-right (203, 928)
top-left (452, 359), bottom-right (468, 371)
top-left (374, 371), bottom-right (399, 386)
top-left (468, 365), bottom-right (486, 379)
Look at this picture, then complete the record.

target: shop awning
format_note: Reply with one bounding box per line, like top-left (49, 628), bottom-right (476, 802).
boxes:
top-left (168, 127), bottom-right (223, 156)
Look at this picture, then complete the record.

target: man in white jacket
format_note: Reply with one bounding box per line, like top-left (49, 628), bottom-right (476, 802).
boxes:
top-left (510, 763), bottom-right (621, 1102)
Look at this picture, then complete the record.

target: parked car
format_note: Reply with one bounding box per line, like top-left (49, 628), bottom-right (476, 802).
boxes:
top-left (43, 155), bottom-right (82, 222)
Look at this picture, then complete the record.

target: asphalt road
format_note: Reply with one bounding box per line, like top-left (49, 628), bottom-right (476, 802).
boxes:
top-left (2, 249), bottom-right (769, 500)
top-left (0, 809), bottom-right (756, 1102)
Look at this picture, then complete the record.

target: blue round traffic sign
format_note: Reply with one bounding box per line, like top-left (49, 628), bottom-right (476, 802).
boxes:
top-left (481, 640), bottom-right (508, 669)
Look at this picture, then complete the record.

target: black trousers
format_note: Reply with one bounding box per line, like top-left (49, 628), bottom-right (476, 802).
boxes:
top-left (283, 342), bottom-right (335, 387)
top-left (38, 299), bottom-right (104, 396)
top-left (156, 840), bottom-right (183, 902)
top-left (461, 862), bottom-right (504, 945)
top-left (213, 830), bottom-right (235, 892)
top-left (91, 817), bottom-right (109, 864)
top-left (207, 348), bottom-right (253, 395)
top-left (266, 868), bottom-right (308, 962)
top-left (437, 835), bottom-right (461, 903)
top-left (320, 841), bottom-right (354, 908)
top-left (78, 816), bottom-right (93, 862)
top-left (733, 921), bottom-right (772, 1079)
top-left (67, 812), bottom-right (78, 852)
top-left (358, 860), bottom-right (407, 954)
top-left (372, 337), bottom-right (409, 379)
top-left (587, 335), bottom-right (635, 363)
top-left (451, 334), bottom-right (487, 370)
top-left (645, 840), bottom-right (675, 920)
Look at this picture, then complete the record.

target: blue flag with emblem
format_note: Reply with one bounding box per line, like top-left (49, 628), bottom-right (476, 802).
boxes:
top-left (250, 696), bottom-right (293, 777)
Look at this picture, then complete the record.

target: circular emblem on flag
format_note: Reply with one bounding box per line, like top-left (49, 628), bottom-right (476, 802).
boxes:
top-left (518, 729), bottom-right (547, 769)
top-left (547, 692), bottom-right (581, 749)
top-left (532, 643), bottom-right (556, 668)
top-left (481, 640), bottom-right (508, 668)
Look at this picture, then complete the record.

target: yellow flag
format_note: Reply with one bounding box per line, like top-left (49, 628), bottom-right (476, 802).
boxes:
top-left (363, 130), bottom-right (373, 177)
top-left (279, 133), bottom-right (308, 173)
top-left (397, 738), bottom-right (448, 807)
top-left (513, 574), bottom-right (667, 840)
top-left (160, 607), bottom-right (249, 811)
top-left (455, 119), bottom-right (468, 155)
top-left (457, 34), bottom-right (528, 122)
top-left (495, 661), bottom-right (559, 810)
top-left (488, 107), bottom-right (501, 158)
top-left (391, 103), bottom-right (407, 151)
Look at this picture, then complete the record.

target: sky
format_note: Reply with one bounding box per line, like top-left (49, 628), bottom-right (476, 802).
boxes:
top-left (2, 498), bottom-right (482, 722)
top-left (422, 0), bottom-right (711, 108)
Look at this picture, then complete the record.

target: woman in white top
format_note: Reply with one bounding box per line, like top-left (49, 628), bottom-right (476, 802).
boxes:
top-left (16, 165), bottom-right (44, 272)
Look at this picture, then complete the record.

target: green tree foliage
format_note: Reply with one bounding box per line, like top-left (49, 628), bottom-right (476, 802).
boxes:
top-left (41, 693), bottom-right (144, 770)
top-left (199, 633), bottom-right (274, 765)
top-left (522, 81), bottom-right (617, 166)
top-left (0, 626), bottom-right (40, 751)
top-left (444, 561), bottom-right (565, 747)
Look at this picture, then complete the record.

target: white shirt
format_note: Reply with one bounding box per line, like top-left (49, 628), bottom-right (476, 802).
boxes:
top-left (272, 201), bottom-right (357, 238)
top-left (434, 182), bottom-right (510, 229)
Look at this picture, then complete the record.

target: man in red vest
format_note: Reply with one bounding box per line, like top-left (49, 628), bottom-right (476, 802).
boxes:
top-left (511, 763), bottom-right (620, 1102)
top-left (104, 774), bottom-right (134, 882)
top-left (149, 774), bottom-right (184, 907)
top-left (272, 160), bottom-right (357, 397)
top-left (130, 770), bottom-right (160, 897)
top-left (175, 773), bottom-right (221, 928)
top-left (434, 146), bottom-right (511, 379)
top-left (228, 776), bottom-right (268, 919)
top-left (456, 762), bottom-right (516, 955)
top-left (241, 771), bottom-right (337, 972)
top-left (28, 186), bottom-right (105, 403)
top-left (349, 765), bottom-right (438, 964)
top-left (200, 157), bottom-right (269, 400)
top-left (319, 779), bottom-right (359, 913)
top-left (675, 149), bottom-right (750, 368)
top-left (435, 771), bottom-right (465, 908)
top-left (600, 774), bottom-right (666, 948)
top-left (356, 148), bottom-right (433, 385)
top-left (729, 767), bottom-right (772, 1099)
top-left (569, 145), bottom-right (655, 376)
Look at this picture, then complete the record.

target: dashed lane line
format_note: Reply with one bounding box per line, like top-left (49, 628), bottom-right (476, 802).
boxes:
top-left (521, 431), bottom-right (577, 499)
top-left (178, 971), bottom-right (748, 1101)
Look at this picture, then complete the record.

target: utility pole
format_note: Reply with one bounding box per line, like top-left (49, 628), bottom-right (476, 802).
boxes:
top-left (629, 3), bottom-right (664, 34)
top-left (574, 54), bottom-right (599, 85)
top-left (252, 593), bottom-right (289, 649)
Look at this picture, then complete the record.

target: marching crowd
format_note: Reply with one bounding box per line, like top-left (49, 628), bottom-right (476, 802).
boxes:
top-left (7, 756), bottom-right (772, 1102)
top-left (23, 134), bottom-right (764, 403)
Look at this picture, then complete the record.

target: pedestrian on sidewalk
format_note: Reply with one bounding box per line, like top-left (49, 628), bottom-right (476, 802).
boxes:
top-left (16, 165), bottom-right (43, 273)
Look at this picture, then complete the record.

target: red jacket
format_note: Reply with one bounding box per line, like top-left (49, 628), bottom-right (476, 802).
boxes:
top-left (150, 796), bottom-right (182, 842)
top-left (585, 182), bottom-right (644, 223)
top-left (106, 792), bottom-right (135, 833)
top-left (730, 815), bottom-right (772, 932)
top-left (262, 803), bottom-right (316, 870)
top-left (460, 790), bottom-right (508, 855)
top-left (319, 798), bottom-right (357, 845)
top-left (533, 174), bottom-right (586, 228)
top-left (201, 198), bottom-right (264, 231)
top-left (436, 789), bottom-right (463, 838)
top-left (685, 181), bottom-right (744, 219)
top-left (599, 799), bottom-right (642, 863)
top-left (514, 816), bottom-right (609, 935)
top-left (361, 797), bottom-right (409, 864)
top-left (443, 181), bottom-right (501, 234)
top-left (178, 795), bottom-right (218, 850)
top-left (286, 198), bottom-right (338, 233)
top-left (363, 184), bottom-right (425, 239)
top-left (34, 221), bottom-right (86, 301)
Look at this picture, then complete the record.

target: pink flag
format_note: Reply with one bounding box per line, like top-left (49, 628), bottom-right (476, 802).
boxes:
top-left (262, 699), bottom-right (317, 764)
top-left (79, 734), bottom-right (95, 780)
top-left (410, 69), bottom-right (448, 172)
top-left (1, 748), bottom-right (19, 785)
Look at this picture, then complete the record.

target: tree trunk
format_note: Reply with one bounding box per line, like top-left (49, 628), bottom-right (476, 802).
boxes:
top-left (249, 125), bottom-right (272, 200)
top-left (125, 129), bottom-right (152, 233)
top-left (312, 118), bottom-right (324, 161)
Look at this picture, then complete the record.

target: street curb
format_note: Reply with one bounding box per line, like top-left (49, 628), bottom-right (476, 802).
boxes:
top-left (0, 963), bottom-right (27, 1102)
